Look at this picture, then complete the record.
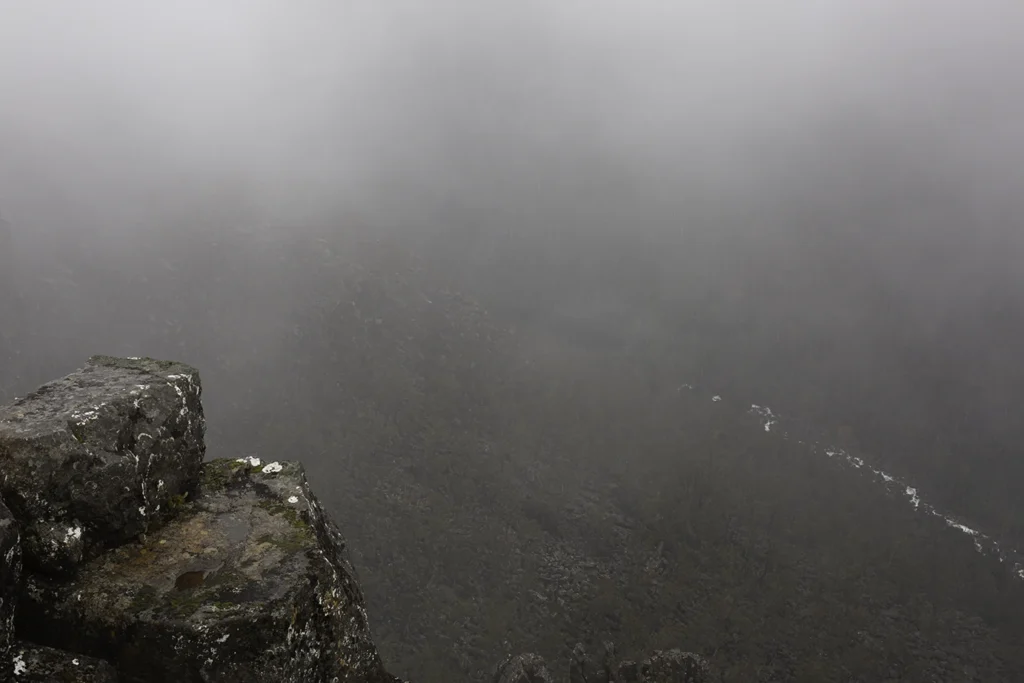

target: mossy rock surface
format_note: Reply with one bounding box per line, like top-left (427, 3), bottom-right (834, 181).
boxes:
top-left (17, 458), bottom-right (399, 683)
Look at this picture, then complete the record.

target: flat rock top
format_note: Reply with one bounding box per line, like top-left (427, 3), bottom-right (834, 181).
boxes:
top-left (0, 355), bottom-right (199, 438)
top-left (21, 458), bottom-right (396, 682)
top-left (71, 459), bottom-right (320, 628)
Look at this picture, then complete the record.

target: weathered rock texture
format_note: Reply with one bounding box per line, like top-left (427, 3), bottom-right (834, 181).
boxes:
top-left (497, 644), bottom-right (709, 683)
top-left (0, 356), bottom-right (404, 682)
top-left (11, 642), bottom-right (119, 682)
top-left (0, 498), bottom-right (21, 680)
top-left (494, 653), bottom-right (556, 683)
top-left (0, 355), bottom-right (205, 577)
top-left (18, 457), bottom-right (400, 683)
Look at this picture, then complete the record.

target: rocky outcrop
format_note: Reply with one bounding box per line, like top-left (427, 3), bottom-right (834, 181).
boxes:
top-left (0, 357), bottom-right (400, 682)
top-left (0, 356), bottom-right (709, 681)
top-left (17, 457), bottom-right (396, 682)
top-left (0, 356), bottom-right (205, 577)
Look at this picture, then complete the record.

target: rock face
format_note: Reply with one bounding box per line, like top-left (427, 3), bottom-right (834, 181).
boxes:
top-left (494, 653), bottom-right (555, 683)
top-left (18, 457), bottom-right (399, 683)
top-left (0, 356), bottom-right (402, 682)
top-left (0, 355), bottom-right (205, 577)
top-left (0, 499), bottom-right (22, 680)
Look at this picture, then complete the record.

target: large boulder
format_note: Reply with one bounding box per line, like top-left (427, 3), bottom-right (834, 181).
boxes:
top-left (17, 457), bottom-right (400, 683)
top-left (1, 499), bottom-right (22, 680)
top-left (0, 355), bottom-right (205, 576)
top-left (11, 642), bottom-right (118, 682)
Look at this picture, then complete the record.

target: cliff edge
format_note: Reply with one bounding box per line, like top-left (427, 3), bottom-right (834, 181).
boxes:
top-left (0, 356), bottom-right (706, 682)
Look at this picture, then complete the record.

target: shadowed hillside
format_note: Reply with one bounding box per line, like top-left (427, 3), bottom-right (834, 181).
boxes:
top-left (2, 230), bottom-right (1022, 681)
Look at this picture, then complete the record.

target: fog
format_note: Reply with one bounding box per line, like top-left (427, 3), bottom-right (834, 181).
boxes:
top-left (2, 1), bottom-right (1024, 678)
top-left (5, 1), bottom-right (1023, 237)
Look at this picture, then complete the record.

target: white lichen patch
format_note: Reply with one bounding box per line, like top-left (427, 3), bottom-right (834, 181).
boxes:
top-left (236, 456), bottom-right (261, 468)
top-left (12, 652), bottom-right (26, 675)
top-left (288, 496), bottom-right (299, 504)
top-left (261, 462), bottom-right (283, 474)
top-left (166, 373), bottom-right (198, 421)
top-left (906, 486), bottom-right (920, 509)
top-left (138, 506), bottom-right (147, 517)
top-left (66, 526), bottom-right (82, 542)
top-left (170, 384), bottom-right (187, 418)
top-left (946, 518), bottom-right (979, 536)
top-left (749, 404), bottom-right (778, 432)
top-left (216, 633), bottom-right (230, 643)
top-left (71, 408), bottom-right (101, 425)
top-left (158, 479), bottom-right (165, 490)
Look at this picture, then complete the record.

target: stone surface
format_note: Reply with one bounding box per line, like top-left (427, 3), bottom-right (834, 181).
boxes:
top-left (18, 457), bottom-right (399, 683)
top-left (496, 646), bottom-right (710, 683)
top-left (1, 499), bottom-right (22, 680)
top-left (494, 653), bottom-right (556, 683)
top-left (639, 649), bottom-right (710, 682)
top-left (11, 642), bottom-right (118, 682)
top-left (0, 355), bottom-right (205, 576)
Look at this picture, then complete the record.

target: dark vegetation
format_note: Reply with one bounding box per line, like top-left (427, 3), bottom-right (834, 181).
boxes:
top-left (1, 226), bottom-right (1023, 681)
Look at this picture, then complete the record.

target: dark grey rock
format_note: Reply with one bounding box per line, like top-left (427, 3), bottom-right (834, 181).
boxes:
top-left (640, 649), bottom-right (709, 683)
top-left (0, 499), bottom-right (22, 680)
top-left (0, 355), bottom-right (205, 576)
top-left (495, 652), bottom-right (556, 683)
top-left (617, 660), bottom-right (639, 682)
top-left (20, 520), bottom-right (84, 578)
top-left (17, 457), bottom-right (398, 683)
top-left (11, 642), bottom-right (118, 682)
top-left (497, 648), bottom-right (709, 683)
top-left (569, 642), bottom-right (591, 683)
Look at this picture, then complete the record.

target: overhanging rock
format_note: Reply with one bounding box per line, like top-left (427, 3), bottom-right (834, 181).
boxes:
top-left (0, 355), bottom-right (205, 577)
top-left (18, 457), bottom-right (400, 683)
